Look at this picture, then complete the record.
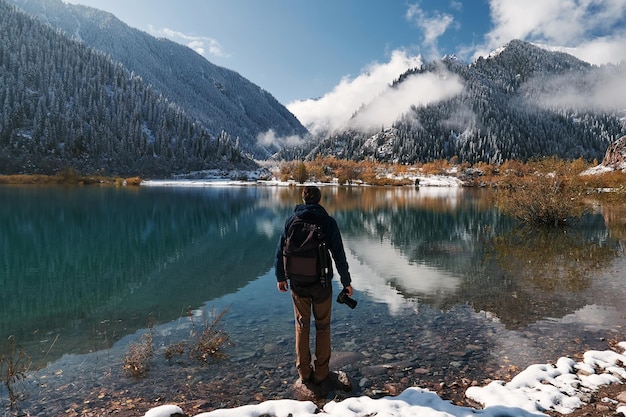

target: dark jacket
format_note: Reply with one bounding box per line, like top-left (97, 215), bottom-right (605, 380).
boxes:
top-left (275, 203), bottom-right (351, 288)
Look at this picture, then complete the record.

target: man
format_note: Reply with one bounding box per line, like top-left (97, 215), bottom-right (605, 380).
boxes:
top-left (275, 185), bottom-right (353, 385)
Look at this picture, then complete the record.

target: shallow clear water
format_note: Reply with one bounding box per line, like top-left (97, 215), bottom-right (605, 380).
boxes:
top-left (1, 184), bottom-right (625, 410)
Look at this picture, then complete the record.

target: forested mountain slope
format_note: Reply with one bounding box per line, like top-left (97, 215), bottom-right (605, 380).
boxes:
top-left (296, 40), bottom-right (625, 165)
top-left (0, 1), bottom-right (257, 176)
top-left (8, 0), bottom-right (309, 159)
top-left (5, 0), bottom-right (623, 169)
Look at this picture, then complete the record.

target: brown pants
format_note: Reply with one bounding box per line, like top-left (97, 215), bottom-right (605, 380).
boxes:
top-left (290, 284), bottom-right (332, 382)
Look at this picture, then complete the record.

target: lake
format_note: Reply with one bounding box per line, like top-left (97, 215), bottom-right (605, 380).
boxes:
top-left (1, 183), bottom-right (625, 412)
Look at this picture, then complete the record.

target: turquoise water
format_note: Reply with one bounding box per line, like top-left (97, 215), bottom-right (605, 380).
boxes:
top-left (1, 184), bottom-right (625, 408)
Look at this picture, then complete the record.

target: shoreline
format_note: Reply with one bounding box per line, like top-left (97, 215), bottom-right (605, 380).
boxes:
top-left (0, 173), bottom-right (142, 186)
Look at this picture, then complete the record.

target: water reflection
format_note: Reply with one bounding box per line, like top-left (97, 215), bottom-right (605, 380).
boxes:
top-left (472, 218), bottom-right (620, 329)
top-left (335, 187), bottom-right (503, 311)
top-left (308, 187), bottom-right (623, 331)
top-left (0, 185), bottom-right (289, 365)
top-left (1, 184), bottom-right (624, 372)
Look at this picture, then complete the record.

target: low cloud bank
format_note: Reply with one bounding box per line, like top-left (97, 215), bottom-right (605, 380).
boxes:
top-left (256, 129), bottom-right (306, 149)
top-left (287, 50), bottom-right (464, 136)
top-left (525, 63), bottom-right (626, 112)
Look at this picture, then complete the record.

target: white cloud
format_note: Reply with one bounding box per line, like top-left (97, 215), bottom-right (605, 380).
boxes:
top-left (149, 26), bottom-right (227, 58)
top-left (287, 50), bottom-right (426, 134)
top-left (450, 1), bottom-right (463, 12)
top-left (350, 72), bottom-right (465, 131)
top-left (528, 64), bottom-right (626, 112)
top-left (257, 129), bottom-right (305, 148)
top-left (285, 4), bottom-right (466, 136)
top-left (406, 3), bottom-right (456, 54)
top-left (476, 0), bottom-right (626, 65)
top-left (551, 37), bottom-right (626, 66)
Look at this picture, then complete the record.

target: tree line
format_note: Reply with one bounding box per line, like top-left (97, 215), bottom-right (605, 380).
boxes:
top-left (0, 1), bottom-right (256, 176)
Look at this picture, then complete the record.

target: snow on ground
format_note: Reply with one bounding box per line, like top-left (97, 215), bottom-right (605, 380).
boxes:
top-left (142, 173), bottom-right (463, 188)
top-left (144, 342), bottom-right (626, 417)
top-left (580, 165), bottom-right (616, 176)
top-left (410, 174), bottom-right (463, 187)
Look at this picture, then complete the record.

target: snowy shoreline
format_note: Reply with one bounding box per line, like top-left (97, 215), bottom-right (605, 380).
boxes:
top-left (143, 342), bottom-right (626, 417)
top-left (142, 173), bottom-right (464, 188)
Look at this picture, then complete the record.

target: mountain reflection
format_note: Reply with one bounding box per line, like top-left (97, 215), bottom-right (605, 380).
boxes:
top-left (320, 187), bottom-right (621, 329)
top-left (475, 218), bottom-right (621, 328)
top-left (0, 185), bottom-right (284, 364)
top-left (1, 185), bottom-right (622, 367)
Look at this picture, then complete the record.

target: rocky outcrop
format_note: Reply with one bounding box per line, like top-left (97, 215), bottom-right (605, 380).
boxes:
top-left (601, 135), bottom-right (626, 170)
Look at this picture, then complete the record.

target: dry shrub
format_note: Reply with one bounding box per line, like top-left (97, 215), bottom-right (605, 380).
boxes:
top-left (493, 171), bottom-right (589, 226)
top-left (122, 315), bottom-right (155, 378)
top-left (125, 177), bottom-right (142, 186)
top-left (122, 331), bottom-right (154, 378)
top-left (164, 306), bottom-right (232, 366)
top-left (1, 336), bottom-right (32, 410)
top-left (368, 177), bottom-right (413, 186)
top-left (188, 306), bottom-right (231, 363)
top-left (55, 167), bottom-right (81, 183)
top-left (294, 162), bottom-right (308, 184)
top-left (164, 341), bottom-right (187, 365)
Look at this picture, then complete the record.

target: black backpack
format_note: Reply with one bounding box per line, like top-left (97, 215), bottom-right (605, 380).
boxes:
top-left (282, 216), bottom-right (330, 287)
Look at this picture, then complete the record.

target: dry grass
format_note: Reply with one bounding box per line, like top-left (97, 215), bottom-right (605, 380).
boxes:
top-left (164, 306), bottom-right (232, 366)
top-left (0, 171), bottom-right (141, 186)
top-left (1, 336), bottom-right (32, 410)
top-left (122, 332), bottom-right (154, 378)
top-left (491, 158), bottom-right (592, 226)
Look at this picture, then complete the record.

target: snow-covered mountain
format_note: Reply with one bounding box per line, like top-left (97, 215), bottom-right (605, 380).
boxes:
top-left (288, 40), bottom-right (626, 165)
top-left (0, 0), bottom-right (258, 176)
top-left (7, 0), bottom-right (309, 160)
top-left (4, 0), bottom-right (625, 170)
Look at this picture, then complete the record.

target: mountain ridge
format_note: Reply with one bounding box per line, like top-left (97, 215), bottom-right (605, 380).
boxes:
top-left (291, 39), bottom-right (625, 164)
top-left (4, 0), bottom-right (625, 172)
top-left (0, 0), bottom-right (258, 176)
top-left (7, 0), bottom-right (309, 159)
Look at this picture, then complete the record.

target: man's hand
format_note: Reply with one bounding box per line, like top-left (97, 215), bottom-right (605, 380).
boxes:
top-left (277, 280), bottom-right (289, 292)
top-left (344, 285), bottom-right (354, 296)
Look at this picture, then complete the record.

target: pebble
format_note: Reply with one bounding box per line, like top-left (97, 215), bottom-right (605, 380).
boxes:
top-left (465, 344), bottom-right (483, 352)
top-left (264, 343), bottom-right (279, 353)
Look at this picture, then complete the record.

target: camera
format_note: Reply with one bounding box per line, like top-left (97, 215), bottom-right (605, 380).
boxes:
top-left (336, 288), bottom-right (357, 309)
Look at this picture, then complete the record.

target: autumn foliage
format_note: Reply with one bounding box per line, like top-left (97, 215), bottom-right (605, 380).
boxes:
top-left (278, 156), bottom-right (626, 226)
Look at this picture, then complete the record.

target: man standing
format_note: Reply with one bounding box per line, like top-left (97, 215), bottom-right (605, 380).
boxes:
top-left (275, 186), bottom-right (353, 385)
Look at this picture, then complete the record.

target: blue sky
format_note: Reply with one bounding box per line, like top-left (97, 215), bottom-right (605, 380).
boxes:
top-left (61, 0), bottom-right (626, 138)
top-left (62, 0), bottom-right (626, 105)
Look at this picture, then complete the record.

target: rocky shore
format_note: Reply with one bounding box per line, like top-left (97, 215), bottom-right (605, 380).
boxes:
top-left (6, 318), bottom-right (625, 416)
